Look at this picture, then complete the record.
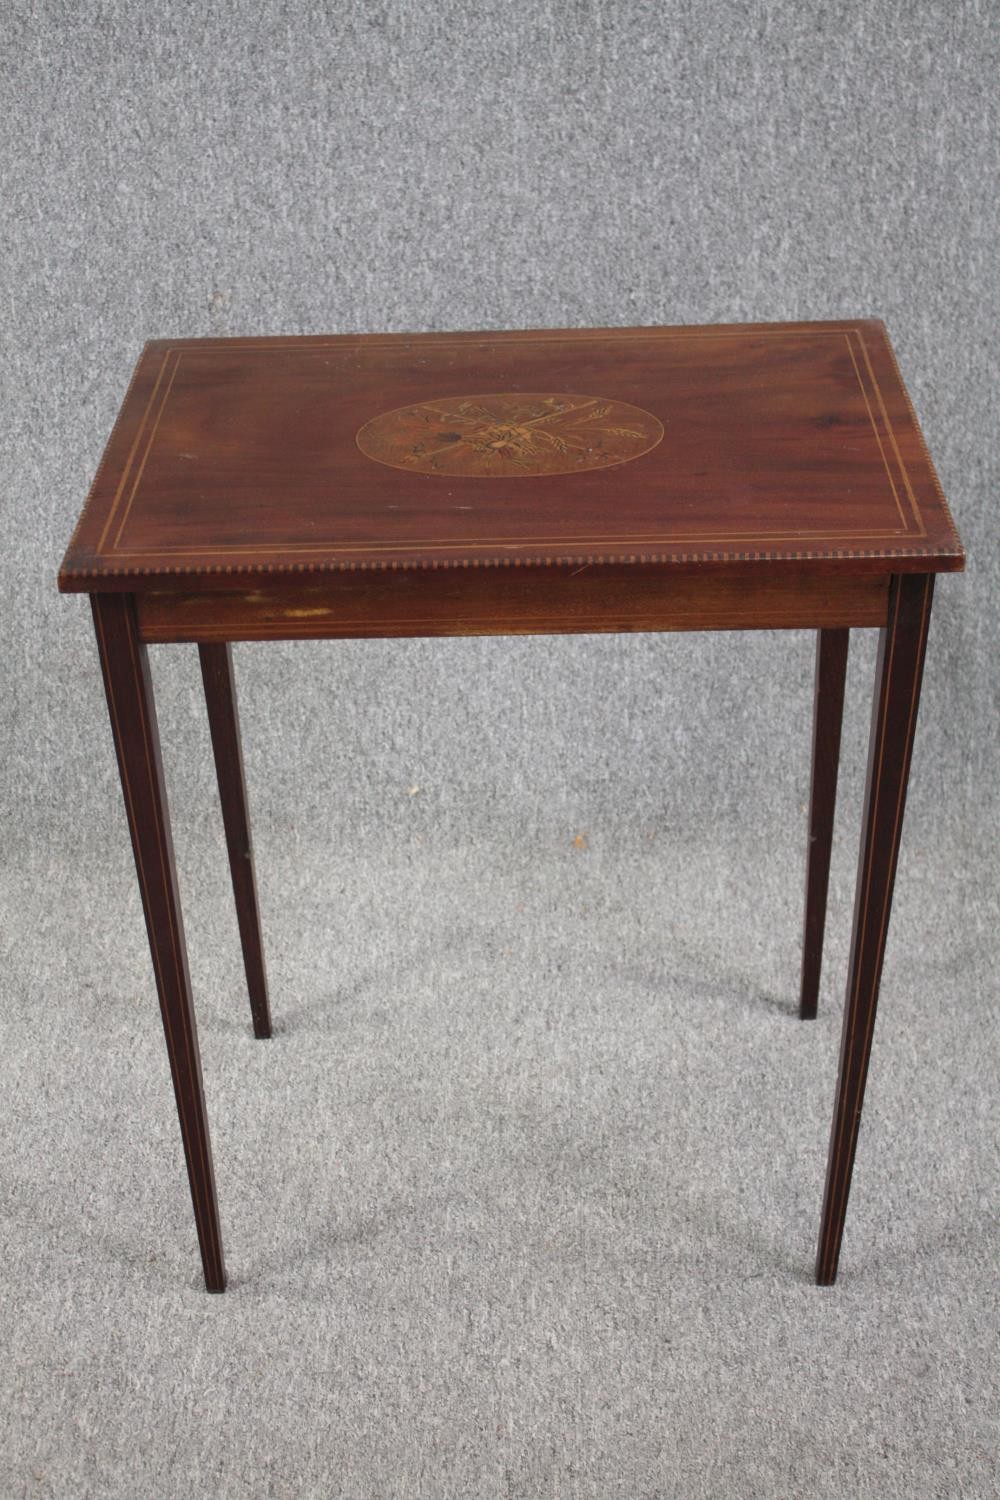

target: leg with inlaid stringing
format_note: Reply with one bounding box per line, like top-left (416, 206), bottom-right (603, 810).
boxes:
top-left (816, 574), bottom-right (934, 1284)
top-left (92, 593), bottom-right (226, 1292)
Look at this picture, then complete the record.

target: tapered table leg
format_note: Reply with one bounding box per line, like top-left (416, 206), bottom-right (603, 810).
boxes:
top-left (816, 574), bottom-right (934, 1284)
top-left (800, 628), bottom-right (849, 1019)
top-left (92, 594), bottom-right (226, 1292)
top-left (199, 644), bottom-right (272, 1040)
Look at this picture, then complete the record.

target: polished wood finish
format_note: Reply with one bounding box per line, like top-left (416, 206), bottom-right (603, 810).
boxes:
top-left (817, 574), bottom-right (935, 1283)
top-left (199, 644), bottom-right (271, 1040)
top-left (91, 593), bottom-right (226, 1291)
top-left (136, 565), bottom-right (889, 644)
top-left (60, 321), bottom-right (963, 1291)
top-left (59, 321), bottom-right (963, 592)
top-left (800, 628), bottom-right (850, 1019)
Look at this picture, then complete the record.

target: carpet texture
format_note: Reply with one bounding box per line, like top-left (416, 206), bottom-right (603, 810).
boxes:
top-left (1, 2), bottom-right (997, 1496)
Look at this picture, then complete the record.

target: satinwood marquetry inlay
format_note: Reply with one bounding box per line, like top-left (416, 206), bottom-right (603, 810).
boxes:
top-left (356, 393), bottom-right (665, 477)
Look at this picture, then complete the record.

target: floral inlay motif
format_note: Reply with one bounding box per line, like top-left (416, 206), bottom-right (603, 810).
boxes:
top-left (356, 393), bottom-right (663, 477)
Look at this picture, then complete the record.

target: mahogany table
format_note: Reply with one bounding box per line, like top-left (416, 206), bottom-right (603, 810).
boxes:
top-left (58, 321), bottom-right (964, 1292)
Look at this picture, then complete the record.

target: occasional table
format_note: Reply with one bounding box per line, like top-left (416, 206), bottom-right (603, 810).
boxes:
top-left (58, 321), bottom-right (964, 1291)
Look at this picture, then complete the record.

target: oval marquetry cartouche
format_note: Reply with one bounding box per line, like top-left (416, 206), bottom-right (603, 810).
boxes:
top-left (356, 392), bottom-right (664, 477)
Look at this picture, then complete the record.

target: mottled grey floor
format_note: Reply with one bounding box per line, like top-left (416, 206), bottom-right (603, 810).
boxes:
top-left (2, 3), bottom-right (997, 1496)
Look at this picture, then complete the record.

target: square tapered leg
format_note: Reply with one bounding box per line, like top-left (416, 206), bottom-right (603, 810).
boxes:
top-left (800, 628), bottom-right (849, 1020)
top-left (199, 643), bottom-right (272, 1040)
top-left (816, 574), bottom-right (934, 1284)
top-left (92, 593), bottom-right (227, 1292)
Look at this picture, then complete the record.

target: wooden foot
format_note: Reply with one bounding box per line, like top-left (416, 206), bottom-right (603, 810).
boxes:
top-left (92, 594), bottom-right (227, 1292)
top-left (799, 628), bottom-right (849, 1019)
top-left (199, 644), bottom-right (272, 1040)
top-left (816, 575), bottom-right (934, 1284)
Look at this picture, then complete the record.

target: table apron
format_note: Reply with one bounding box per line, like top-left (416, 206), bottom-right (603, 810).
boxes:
top-left (135, 566), bottom-right (890, 643)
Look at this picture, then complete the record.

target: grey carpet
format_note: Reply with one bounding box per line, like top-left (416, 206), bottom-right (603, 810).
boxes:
top-left (1, 2), bottom-right (997, 1497)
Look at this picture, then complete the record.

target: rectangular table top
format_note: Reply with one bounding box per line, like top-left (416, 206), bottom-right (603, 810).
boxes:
top-left (59, 320), bottom-right (964, 593)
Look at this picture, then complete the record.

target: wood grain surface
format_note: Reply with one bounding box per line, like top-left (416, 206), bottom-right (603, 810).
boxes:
top-left (59, 321), bottom-right (964, 592)
top-left (135, 564), bottom-right (889, 643)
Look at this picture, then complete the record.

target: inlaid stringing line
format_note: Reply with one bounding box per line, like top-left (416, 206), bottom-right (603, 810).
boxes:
top-left (842, 334), bottom-right (911, 535)
top-left (124, 602), bottom-right (223, 1272)
top-left (111, 349), bottom-right (183, 552)
top-left (96, 599), bottom-right (222, 1274)
top-left (821, 578), bottom-right (903, 1264)
top-left (108, 527), bottom-right (915, 557)
top-left (94, 349), bottom-right (175, 554)
top-left (819, 574), bottom-right (931, 1273)
top-left (850, 330), bottom-right (926, 535)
